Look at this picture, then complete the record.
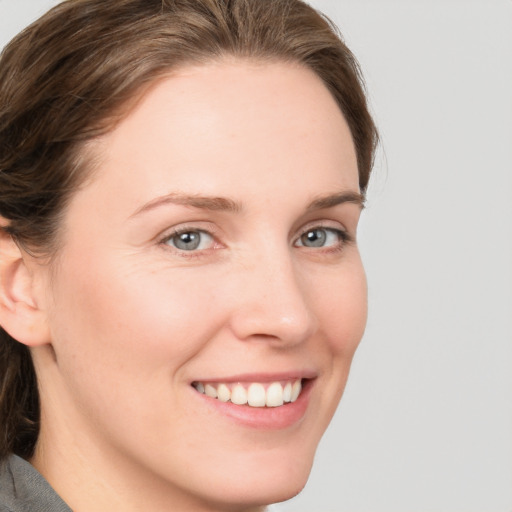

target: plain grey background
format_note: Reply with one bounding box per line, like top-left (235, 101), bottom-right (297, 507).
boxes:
top-left (1, 1), bottom-right (511, 511)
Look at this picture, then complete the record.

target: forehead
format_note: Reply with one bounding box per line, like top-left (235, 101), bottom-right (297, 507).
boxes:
top-left (78, 60), bottom-right (359, 213)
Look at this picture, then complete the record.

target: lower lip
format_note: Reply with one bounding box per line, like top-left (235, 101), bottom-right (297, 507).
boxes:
top-left (192, 379), bottom-right (313, 430)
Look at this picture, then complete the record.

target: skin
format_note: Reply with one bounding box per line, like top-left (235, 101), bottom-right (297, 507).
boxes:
top-left (7, 60), bottom-right (367, 511)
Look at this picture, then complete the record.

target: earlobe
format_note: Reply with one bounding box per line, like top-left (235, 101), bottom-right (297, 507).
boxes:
top-left (0, 224), bottom-right (51, 347)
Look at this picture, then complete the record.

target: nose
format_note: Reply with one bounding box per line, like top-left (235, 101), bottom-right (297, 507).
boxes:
top-left (228, 249), bottom-right (317, 347)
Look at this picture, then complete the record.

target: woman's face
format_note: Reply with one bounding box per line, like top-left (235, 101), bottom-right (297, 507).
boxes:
top-left (33, 60), bottom-right (367, 510)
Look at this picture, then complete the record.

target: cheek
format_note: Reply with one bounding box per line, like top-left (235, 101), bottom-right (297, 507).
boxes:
top-left (312, 258), bottom-right (368, 358)
top-left (44, 255), bottom-right (233, 466)
top-left (47, 254), bottom-right (225, 398)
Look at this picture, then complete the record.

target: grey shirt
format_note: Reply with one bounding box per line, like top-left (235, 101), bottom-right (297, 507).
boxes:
top-left (0, 455), bottom-right (71, 512)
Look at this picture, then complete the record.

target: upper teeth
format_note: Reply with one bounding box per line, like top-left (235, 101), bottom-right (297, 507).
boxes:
top-left (192, 379), bottom-right (302, 408)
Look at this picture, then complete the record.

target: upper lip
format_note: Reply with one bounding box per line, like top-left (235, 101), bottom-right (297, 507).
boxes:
top-left (191, 370), bottom-right (318, 384)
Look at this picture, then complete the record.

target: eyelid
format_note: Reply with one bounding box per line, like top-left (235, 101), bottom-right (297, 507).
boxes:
top-left (158, 223), bottom-right (222, 254)
top-left (295, 220), bottom-right (352, 239)
top-left (293, 221), bottom-right (354, 249)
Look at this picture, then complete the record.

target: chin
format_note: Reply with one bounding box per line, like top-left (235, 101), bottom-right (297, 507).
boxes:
top-left (194, 445), bottom-right (316, 510)
top-left (203, 473), bottom-right (309, 511)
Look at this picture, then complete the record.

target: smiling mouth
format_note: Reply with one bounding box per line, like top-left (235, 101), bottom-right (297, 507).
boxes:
top-left (192, 379), bottom-right (303, 408)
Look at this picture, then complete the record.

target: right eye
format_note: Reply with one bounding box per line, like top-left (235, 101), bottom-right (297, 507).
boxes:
top-left (163, 229), bottom-right (215, 252)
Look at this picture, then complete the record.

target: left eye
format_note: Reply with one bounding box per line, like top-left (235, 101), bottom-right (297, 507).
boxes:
top-left (295, 227), bottom-right (345, 248)
top-left (164, 230), bottom-right (214, 251)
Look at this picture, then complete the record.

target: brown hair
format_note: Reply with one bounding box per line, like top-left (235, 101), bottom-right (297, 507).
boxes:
top-left (0, 0), bottom-right (378, 459)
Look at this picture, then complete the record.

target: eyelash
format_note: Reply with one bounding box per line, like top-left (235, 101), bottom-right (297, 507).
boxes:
top-left (294, 225), bottom-right (353, 253)
top-left (159, 223), bottom-right (353, 256)
top-left (159, 225), bottom-right (219, 256)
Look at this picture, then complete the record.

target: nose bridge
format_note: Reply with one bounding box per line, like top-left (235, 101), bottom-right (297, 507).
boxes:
top-left (229, 243), bottom-right (317, 344)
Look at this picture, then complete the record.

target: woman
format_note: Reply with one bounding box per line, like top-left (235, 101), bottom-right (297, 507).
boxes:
top-left (0, 0), bottom-right (377, 510)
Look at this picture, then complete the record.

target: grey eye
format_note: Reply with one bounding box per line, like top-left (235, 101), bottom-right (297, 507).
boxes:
top-left (300, 229), bottom-right (327, 247)
top-left (295, 227), bottom-right (345, 248)
top-left (166, 230), bottom-right (214, 251)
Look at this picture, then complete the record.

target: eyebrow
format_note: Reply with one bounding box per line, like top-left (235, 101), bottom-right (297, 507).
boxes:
top-left (130, 189), bottom-right (364, 219)
top-left (306, 191), bottom-right (365, 211)
top-left (130, 193), bottom-right (242, 218)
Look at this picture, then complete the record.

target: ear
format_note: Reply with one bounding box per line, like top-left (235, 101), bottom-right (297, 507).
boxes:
top-left (0, 222), bottom-right (51, 347)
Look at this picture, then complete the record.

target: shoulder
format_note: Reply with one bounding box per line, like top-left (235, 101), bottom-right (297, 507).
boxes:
top-left (0, 455), bottom-right (71, 512)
